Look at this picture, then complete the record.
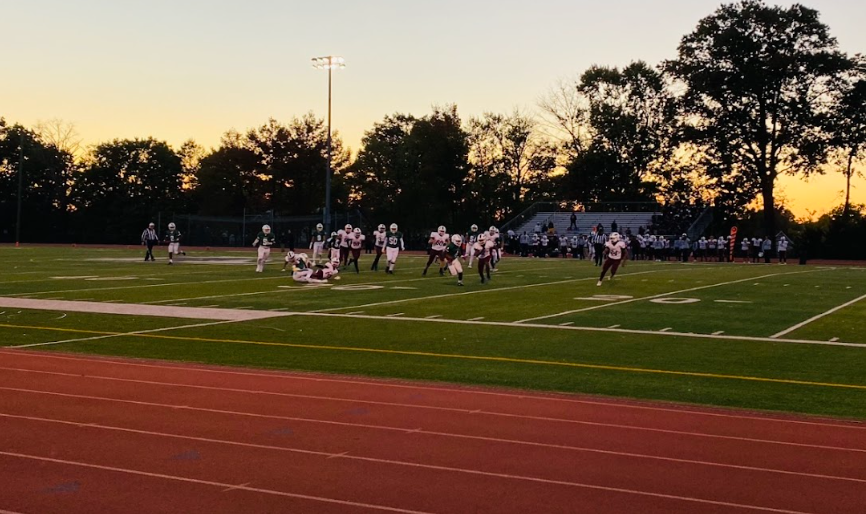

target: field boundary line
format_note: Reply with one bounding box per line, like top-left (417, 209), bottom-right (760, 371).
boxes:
top-left (0, 451), bottom-right (430, 514)
top-left (8, 319), bottom-right (250, 349)
top-left (312, 267), bottom-right (664, 313)
top-left (2, 386), bottom-right (864, 454)
top-left (4, 412), bottom-right (865, 486)
top-left (771, 293), bottom-right (866, 339)
top-left (2, 323), bottom-right (865, 389)
top-left (4, 351), bottom-right (864, 429)
top-left (515, 269), bottom-right (829, 324)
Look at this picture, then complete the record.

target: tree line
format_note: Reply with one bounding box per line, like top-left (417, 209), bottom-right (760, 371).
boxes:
top-left (1, 0), bottom-right (864, 253)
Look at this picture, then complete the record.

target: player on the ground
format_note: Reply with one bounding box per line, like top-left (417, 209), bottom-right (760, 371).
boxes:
top-left (291, 253), bottom-right (315, 283)
top-left (384, 223), bottom-right (404, 274)
top-left (445, 234), bottom-right (465, 286)
top-left (252, 224), bottom-right (275, 273)
top-left (338, 224), bottom-right (352, 267)
top-left (309, 223), bottom-right (328, 265)
top-left (465, 224), bottom-right (481, 268)
top-left (371, 224), bottom-right (387, 271)
top-left (311, 258), bottom-right (341, 282)
top-left (597, 232), bottom-right (628, 286)
top-left (423, 225), bottom-right (449, 276)
top-left (281, 251), bottom-right (296, 272)
top-left (164, 222), bottom-right (185, 265)
top-left (327, 231), bottom-right (341, 263)
top-left (347, 227), bottom-right (366, 273)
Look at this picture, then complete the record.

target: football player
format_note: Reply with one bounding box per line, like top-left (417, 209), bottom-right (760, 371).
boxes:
top-left (164, 222), bottom-right (185, 265)
top-left (347, 227), bottom-right (366, 273)
top-left (252, 225), bottom-right (276, 273)
top-left (371, 224), bottom-right (387, 271)
top-left (423, 225), bottom-right (449, 276)
top-left (311, 258), bottom-right (341, 282)
top-left (445, 234), bottom-right (465, 286)
top-left (384, 223), bottom-right (404, 274)
top-left (597, 232), bottom-right (628, 286)
top-left (778, 235), bottom-right (789, 264)
top-left (489, 226), bottom-right (501, 270)
top-left (291, 253), bottom-right (315, 283)
top-left (337, 224), bottom-right (353, 267)
top-left (309, 223), bottom-right (328, 265)
top-left (281, 251), bottom-right (296, 272)
top-left (327, 231), bottom-right (341, 263)
top-left (465, 224), bottom-right (481, 268)
top-left (475, 233), bottom-right (493, 283)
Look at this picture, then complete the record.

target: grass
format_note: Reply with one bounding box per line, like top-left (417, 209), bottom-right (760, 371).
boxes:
top-left (1, 245), bottom-right (865, 419)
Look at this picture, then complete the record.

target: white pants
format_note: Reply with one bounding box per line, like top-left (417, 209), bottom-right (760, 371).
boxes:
top-left (448, 258), bottom-right (463, 276)
top-left (293, 269), bottom-right (313, 282)
top-left (386, 247), bottom-right (400, 269)
top-left (329, 247), bottom-right (340, 262)
top-left (466, 244), bottom-right (476, 266)
top-left (167, 243), bottom-right (180, 255)
top-left (312, 242), bottom-right (325, 262)
top-left (256, 246), bottom-right (271, 272)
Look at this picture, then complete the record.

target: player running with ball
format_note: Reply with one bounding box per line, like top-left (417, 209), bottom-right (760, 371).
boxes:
top-left (252, 225), bottom-right (275, 273)
top-left (423, 226), bottom-right (449, 276)
top-left (597, 232), bottom-right (628, 286)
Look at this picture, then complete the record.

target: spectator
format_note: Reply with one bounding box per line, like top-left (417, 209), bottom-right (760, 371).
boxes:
top-left (534, 221), bottom-right (542, 234)
top-left (611, 220), bottom-right (618, 233)
top-left (547, 220), bottom-right (555, 234)
top-left (519, 231), bottom-right (529, 257)
top-left (569, 212), bottom-right (577, 231)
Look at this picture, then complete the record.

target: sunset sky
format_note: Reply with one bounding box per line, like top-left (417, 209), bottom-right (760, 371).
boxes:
top-left (3, 0), bottom-right (864, 218)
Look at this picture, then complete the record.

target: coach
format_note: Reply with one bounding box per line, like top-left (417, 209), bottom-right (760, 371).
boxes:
top-left (591, 228), bottom-right (607, 266)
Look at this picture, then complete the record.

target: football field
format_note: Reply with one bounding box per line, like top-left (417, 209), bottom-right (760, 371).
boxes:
top-left (2, 246), bottom-right (865, 419)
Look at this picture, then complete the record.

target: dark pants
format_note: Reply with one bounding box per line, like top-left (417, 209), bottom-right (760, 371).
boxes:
top-left (371, 246), bottom-right (384, 270)
top-left (144, 240), bottom-right (156, 261)
top-left (594, 244), bottom-right (604, 266)
top-left (599, 258), bottom-right (622, 280)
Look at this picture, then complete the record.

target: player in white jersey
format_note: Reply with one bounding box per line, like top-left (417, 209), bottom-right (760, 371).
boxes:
top-left (474, 233), bottom-right (494, 283)
top-left (346, 228), bottom-right (366, 273)
top-left (308, 258), bottom-right (341, 282)
top-left (337, 224), bottom-right (353, 267)
top-left (597, 232), bottom-right (628, 286)
top-left (777, 236), bottom-right (789, 264)
top-left (423, 226), bottom-right (449, 276)
top-left (465, 224), bottom-right (481, 268)
top-left (371, 224), bottom-right (387, 271)
top-left (488, 226), bottom-right (501, 270)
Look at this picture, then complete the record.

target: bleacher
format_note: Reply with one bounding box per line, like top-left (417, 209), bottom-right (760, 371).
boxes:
top-left (511, 211), bottom-right (659, 236)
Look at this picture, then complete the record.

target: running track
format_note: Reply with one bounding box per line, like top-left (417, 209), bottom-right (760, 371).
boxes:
top-left (0, 351), bottom-right (864, 514)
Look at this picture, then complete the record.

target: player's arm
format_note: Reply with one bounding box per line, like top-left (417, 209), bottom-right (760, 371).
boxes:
top-left (252, 236), bottom-right (260, 247)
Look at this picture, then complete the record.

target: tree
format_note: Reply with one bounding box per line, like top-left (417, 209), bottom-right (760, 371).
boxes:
top-left (666, 0), bottom-right (851, 237)
top-left (829, 58), bottom-right (866, 215)
top-left (34, 118), bottom-right (82, 157)
top-left (537, 77), bottom-right (589, 159)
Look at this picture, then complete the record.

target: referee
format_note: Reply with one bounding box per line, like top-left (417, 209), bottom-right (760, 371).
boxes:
top-left (141, 222), bottom-right (159, 261)
top-left (591, 227), bottom-right (607, 266)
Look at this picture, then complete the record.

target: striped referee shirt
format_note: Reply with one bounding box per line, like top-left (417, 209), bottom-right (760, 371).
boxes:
top-left (591, 233), bottom-right (608, 245)
top-left (141, 228), bottom-right (158, 242)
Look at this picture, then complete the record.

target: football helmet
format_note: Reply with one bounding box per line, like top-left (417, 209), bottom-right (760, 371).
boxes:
top-left (330, 231), bottom-right (337, 237)
top-left (438, 226), bottom-right (446, 235)
top-left (285, 251), bottom-right (295, 262)
top-left (353, 228), bottom-right (362, 235)
top-left (390, 223), bottom-right (398, 233)
top-left (479, 233), bottom-right (489, 243)
top-left (316, 223), bottom-right (324, 231)
top-left (168, 222), bottom-right (176, 230)
top-left (489, 226), bottom-right (497, 233)
top-left (470, 224), bottom-right (478, 232)
top-left (451, 234), bottom-right (463, 245)
top-left (610, 232), bottom-right (620, 243)
top-left (378, 224), bottom-right (386, 232)
top-left (344, 224), bottom-right (352, 232)
top-left (262, 225), bottom-right (271, 234)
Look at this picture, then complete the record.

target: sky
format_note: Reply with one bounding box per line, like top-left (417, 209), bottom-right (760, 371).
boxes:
top-left (2, 0), bottom-right (864, 218)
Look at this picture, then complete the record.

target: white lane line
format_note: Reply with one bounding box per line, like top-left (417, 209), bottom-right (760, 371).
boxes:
top-left (468, 317), bottom-right (485, 321)
top-left (5, 351), bottom-right (863, 429)
top-left (9, 320), bottom-right (247, 349)
top-left (314, 268), bottom-right (662, 314)
top-left (771, 293), bottom-right (866, 339)
top-left (516, 269), bottom-right (826, 324)
top-left (4, 412), bottom-right (866, 489)
top-left (3, 387), bottom-right (864, 455)
top-left (559, 322), bottom-right (574, 326)
top-left (0, 451), bottom-right (430, 514)
top-left (4, 275), bottom-right (281, 298)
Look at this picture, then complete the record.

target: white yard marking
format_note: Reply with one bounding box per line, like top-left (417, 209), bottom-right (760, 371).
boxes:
top-left (771, 293), bottom-right (866, 339)
top-left (425, 315), bottom-right (442, 319)
top-left (608, 324), bottom-right (620, 329)
top-left (468, 317), bottom-right (485, 321)
top-left (346, 311), bottom-right (365, 315)
top-left (10, 319), bottom-right (246, 349)
top-left (5, 275), bottom-right (282, 298)
top-left (714, 300), bottom-right (752, 304)
top-left (269, 307), bottom-right (290, 312)
top-left (659, 328), bottom-right (672, 332)
top-left (559, 322), bottom-right (574, 326)
top-left (712, 331), bottom-right (725, 335)
top-left (830, 337), bottom-right (840, 342)
top-left (53, 313), bottom-right (67, 320)
top-left (391, 287), bottom-right (418, 290)
top-left (385, 313), bottom-right (405, 317)
top-left (515, 269), bottom-right (826, 324)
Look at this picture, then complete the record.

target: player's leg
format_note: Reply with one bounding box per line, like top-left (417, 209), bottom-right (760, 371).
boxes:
top-left (351, 249), bottom-right (361, 273)
top-left (609, 259), bottom-right (622, 279)
top-left (438, 251), bottom-right (447, 276)
top-left (597, 258), bottom-right (613, 285)
top-left (423, 250), bottom-right (436, 275)
top-left (371, 246), bottom-right (382, 271)
top-left (451, 259), bottom-right (464, 285)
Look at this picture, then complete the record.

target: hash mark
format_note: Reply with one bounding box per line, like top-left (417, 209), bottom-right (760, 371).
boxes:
top-left (468, 317), bottom-right (485, 321)
top-left (712, 331), bottom-right (725, 335)
top-left (659, 327), bottom-right (672, 332)
top-left (607, 324), bottom-right (620, 329)
top-left (559, 322), bottom-right (574, 326)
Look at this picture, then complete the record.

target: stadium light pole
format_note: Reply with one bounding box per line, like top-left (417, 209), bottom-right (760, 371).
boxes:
top-left (311, 55), bottom-right (345, 233)
top-left (15, 132), bottom-right (25, 247)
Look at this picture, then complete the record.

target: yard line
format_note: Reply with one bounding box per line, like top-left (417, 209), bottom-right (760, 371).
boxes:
top-left (313, 269), bottom-right (662, 314)
top-left (425, 315), bottom-right (442, 319)
top-left (515, 269), bottom-right (827, 324)
top-left (9, 319), bottom-right (247, 349)
top-left (559, 322), bottom-right (574, 326)
top-left (4, 275), bottom-right (281, 298)
top-left (6, 350), bottom-right (863, 429)
top-left (712, 331), bottom-right (725, 335)
top-left (771, 293), bottom-right (866, 339)
top-left (346, 311), bottom-right (365, 315)
top-left (0, 451), bottom-right (430, 514)
top-left (468, 317), bottom-right (485, 321)
top-left (385, 313), bottom-right (404, 317)
top-left (715, 300), bottom-right (752, 304)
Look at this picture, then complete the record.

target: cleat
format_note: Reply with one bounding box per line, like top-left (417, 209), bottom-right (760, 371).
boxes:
top-left (597, 280), bottom-right (603, 286)
top-left (422, 270), bottom-right (427, 276)
top-left (457, 281), bottom-right (464, 286)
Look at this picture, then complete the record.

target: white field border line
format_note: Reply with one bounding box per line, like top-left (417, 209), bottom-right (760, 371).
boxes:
top-left (0, 510), bottom-right (26, 514)
top-left (0, 451), bottom-right (430, 514)
top-left (2, 386), bottom-right (864, 457)
top-left (2, 351), bottom-right (864, 430)
top-left (515, 269), bottom-right (828, 324)
top-left (8, 319), bottom-right (249, 349)
top-left (3, 275), bottom-right (284, 298)
top-left (0, 453), bottom-right (816, 514)
top-left (1, 268), bottom-right (223, 286)
top-left (140, 264), bottom-right (570, 305)
top-left (312, 269), bottom-right (664, 313)
top-left (3, 413), bottom-right (864, 490)
top-left (771, 293), bottom-right (866, 339)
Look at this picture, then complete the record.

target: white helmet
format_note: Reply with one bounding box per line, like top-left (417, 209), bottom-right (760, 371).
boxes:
top-left (168, 222), bottom-right (176, 230)
top-left (489, 226), bottom-right (497, 233)
top-left (316, 223), bottom-right (324, 231)
top-left (610, 232), bottom-right (620, 243)
top-left (285, 251), bottom-right (295, 262)
top-left (353, 227), bottom-right (361, 235)
top-left (298, 253), bottom-right (308, 261)
top-left (451, 234), bottom-right (463, 245)
top-left (470, 224), bottom-right (478, 232)
top-left (378, 224), bottom-right (386, 232)
top-left (479, 233), bottom-right (489, 243)
top-left (330, 231), bottom-right (337, 237)
top-left (438, 225), bottom-right (446, 235)
top-left (262, 225), bottom-right (271, 234)
top-left (344, 224), bottom-right (352, 232)
top-left (390, 223), bottom-right (398, 233)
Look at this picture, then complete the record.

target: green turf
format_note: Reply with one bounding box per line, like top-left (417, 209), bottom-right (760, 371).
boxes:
top-left (1, 246), bottom-right (865, 419)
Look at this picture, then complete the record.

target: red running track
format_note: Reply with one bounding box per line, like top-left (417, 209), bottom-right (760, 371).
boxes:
top-left (0, 350), bottom-right (865, 514)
